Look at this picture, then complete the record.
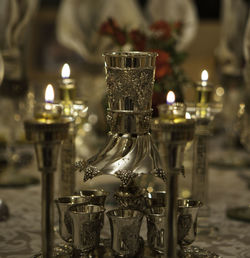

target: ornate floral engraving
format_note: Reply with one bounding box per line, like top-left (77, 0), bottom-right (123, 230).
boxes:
top-left (121, 222), bottom-right (141, 255)
top-left (106, 68), bottom-right (154, 110)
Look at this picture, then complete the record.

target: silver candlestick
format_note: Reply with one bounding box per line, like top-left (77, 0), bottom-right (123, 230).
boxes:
top-left (59, 100), bottom-right (87, 197)
top-left (24, 119), bottom-right (70, 257)
top-left (186, 76), bottom-right (222, 229)
top-left (152, 115), bottom-right (195, 257)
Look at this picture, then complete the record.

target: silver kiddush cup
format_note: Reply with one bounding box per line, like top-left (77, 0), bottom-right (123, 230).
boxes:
top-left (106, 209), bottom-right (144, 257)
top-left (69, 204), bottom-right (105, 254)
top-left (177, 199), bottom-right (202, 247)
top-left (55, 196), bottom-right (89, 242)
top-left (146, 207), bottom-right (167, 254)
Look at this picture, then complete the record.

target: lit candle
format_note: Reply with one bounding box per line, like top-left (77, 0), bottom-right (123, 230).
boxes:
top-left (166, 90), bottom-right (175, 105)
top-left (34, 84), bottom-right (62, 122)
top-left (60, 63), bottom-right (76, 103)
top-left (201, 70), bottom-right (208, 87)
top-left (158, 91), bottom-right (186, 123)
top-left (196, 69), bottom-right (213, 104)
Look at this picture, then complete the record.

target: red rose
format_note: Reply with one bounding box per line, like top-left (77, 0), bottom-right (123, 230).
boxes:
top-left (100, 18), bottom-right (127, 46)
top-left (173, 21), bottom-right (183, 34)
top-left (114, 29), bottom-right (126, 46)
top-left (153, 49), bottom-right (172, 80)
top-left (129, 29), bottom-right (146, 51)
top-left (99, 18), bottom-right (118, 36)
top-left (150, 20), bottom-right (171, 40)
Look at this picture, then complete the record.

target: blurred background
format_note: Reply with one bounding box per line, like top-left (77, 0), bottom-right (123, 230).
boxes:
top-left (0, 0), bottom-right (249, 184)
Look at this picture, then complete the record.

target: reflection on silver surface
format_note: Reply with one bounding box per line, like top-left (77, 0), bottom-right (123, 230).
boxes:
top-left (106, 208), bottom-right (144, 257)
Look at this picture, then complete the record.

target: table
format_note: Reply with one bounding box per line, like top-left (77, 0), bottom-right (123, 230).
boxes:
top-left (0, 139), bottom-right (250, 258)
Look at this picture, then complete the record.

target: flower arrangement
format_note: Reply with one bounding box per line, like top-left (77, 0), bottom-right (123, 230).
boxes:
top-left (100, 18), bottom-right (188, 115)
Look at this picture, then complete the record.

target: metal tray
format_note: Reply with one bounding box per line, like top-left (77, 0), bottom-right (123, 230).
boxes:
top-left (33, 239), bottom-right (221, 257)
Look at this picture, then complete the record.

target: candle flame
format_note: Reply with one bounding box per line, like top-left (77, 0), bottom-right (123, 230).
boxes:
top-left (45, 84), bottom-right (54, 103)
top-left (61, 63), bottom-right (70, 78)
top-left (166, 91), bottom-right (175, 104)
top-left (185, 112), bottom-right (191, 119)
top-left (201, 70), bottom-right (208, 81)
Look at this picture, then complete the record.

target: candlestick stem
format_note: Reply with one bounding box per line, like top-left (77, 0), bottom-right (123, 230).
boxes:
top-left (152, 120), bottom-right (194, 257)
top-left (160, 144), bottom-right (179, 257)
top-left (192, 119), bottom-right (211, 226)
top-left (166, 169), bottom-right (178, 258)
top-left (41, 171), bottom-right (54, 258)
top-left (59, 126), bottom-right (76, 196)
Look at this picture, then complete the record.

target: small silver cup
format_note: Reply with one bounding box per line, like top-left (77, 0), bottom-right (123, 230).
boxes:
top-left (69, 204), bottom-right (105, 254)
top-left (106, 209), bottom-right (143, 257)
top-left (177, 199), bottom-right (202, 247)
top-left (79, 189), bottom-right (109, 207)
top-left (146, 207), bottom-right (167, 254)
top-left (55, 196), bottom-right (89, 242)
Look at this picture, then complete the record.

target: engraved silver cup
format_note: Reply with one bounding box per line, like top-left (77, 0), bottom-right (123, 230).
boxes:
top-left (106, 209), bottom-right (143, 257)
top-left (177, 199), bottom-right (202, 247)
top-left (146, 207), bottom-right (167, 254)
top-left (69, 204), bottom-right (105, 253)
top-left (55, 196), bottom-right (89, 242)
